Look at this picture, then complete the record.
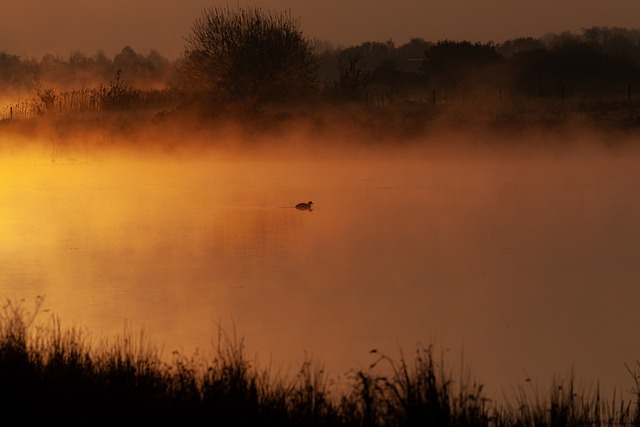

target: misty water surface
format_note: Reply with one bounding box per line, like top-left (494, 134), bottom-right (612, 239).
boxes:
top-left (1, 144), bottom-right (640, 398)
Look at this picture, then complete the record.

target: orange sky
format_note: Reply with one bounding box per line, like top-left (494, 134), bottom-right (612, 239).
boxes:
top-left (2, 0), bottom-right (639, 59)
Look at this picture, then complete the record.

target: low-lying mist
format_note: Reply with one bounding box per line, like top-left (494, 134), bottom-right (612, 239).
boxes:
top-left (2, 96), bottom-right (639, 162)
top-left (2, 107), bottom-right (640, 404)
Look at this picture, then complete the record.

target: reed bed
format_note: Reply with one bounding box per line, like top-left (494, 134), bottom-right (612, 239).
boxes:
top-left (0, 298), bottom-right (638, 426)
top-left (0, 85), bottom-right (178, 120)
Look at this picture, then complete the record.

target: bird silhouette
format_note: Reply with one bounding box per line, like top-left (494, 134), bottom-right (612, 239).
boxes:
top-left (295, 201), bottom-right (314, 211)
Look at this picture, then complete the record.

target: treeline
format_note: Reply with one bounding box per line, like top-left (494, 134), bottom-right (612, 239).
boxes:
top-left (0, 46), bottom-right (172, 93)
top-left (1, 16), bottom-right (640, 126)
top-left (322, 26), bottom-right (640, 102)
top-left (0, 46), bottom-right (179, 120)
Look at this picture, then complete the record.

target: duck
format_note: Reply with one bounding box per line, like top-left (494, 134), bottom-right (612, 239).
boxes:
top-left (295, 201), bottom-right (314, 211)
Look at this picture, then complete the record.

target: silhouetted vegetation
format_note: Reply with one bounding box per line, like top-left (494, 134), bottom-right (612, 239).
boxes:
top-left (176, 6), bottom-right (319, 107)
top-left (331, 49), bottom-right (370, 101)
top-left (1, 298), bottom-right (639, 426)
top-left (0, 46), bottom-right (170, 95)
top-left (1, 12), bottom-right (640, 135)
top-left (422, 41), bottom-right (504, 92)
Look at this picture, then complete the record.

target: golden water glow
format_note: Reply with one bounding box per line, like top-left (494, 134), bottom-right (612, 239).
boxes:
top-left (2, 138), bottom-right (640, 399)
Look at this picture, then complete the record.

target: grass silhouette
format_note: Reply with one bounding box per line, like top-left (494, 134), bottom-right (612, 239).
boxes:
top-left (0, 298), bottom-right (638, 426)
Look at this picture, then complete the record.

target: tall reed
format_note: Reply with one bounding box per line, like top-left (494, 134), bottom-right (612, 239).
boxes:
top-left (0, 298), bottom-right (638, 426)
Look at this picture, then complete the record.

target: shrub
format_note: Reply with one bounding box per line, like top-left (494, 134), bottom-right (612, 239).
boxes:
top-left (177, 6), bottom-right (319, 106)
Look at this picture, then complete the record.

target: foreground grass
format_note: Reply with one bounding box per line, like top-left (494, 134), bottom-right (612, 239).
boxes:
top-left (1, 299), bottom-right (638, 426)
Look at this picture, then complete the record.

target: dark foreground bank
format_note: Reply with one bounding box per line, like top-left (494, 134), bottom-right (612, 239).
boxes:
top-left (1, 299), bottom-right (638, 426)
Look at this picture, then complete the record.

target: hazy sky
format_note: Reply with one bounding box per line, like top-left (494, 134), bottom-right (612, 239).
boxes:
top-left (2, 0), bottom-right (639, 59)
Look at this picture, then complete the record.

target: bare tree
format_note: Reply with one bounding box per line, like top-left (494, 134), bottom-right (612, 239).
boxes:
top-left (177, 6), bottom-right (319, 105)
top-left (333, 49), bottom-right (369, 100)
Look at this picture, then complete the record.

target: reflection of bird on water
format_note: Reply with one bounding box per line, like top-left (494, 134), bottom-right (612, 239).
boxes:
top-left (295, 201), bottom-right (314, 211)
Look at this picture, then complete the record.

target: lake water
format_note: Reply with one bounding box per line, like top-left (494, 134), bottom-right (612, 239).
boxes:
top-left (2, 140), bottom-right (640, 400)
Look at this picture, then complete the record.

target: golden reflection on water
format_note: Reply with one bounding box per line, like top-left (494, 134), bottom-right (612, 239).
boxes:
top-left (2, 148), bottom-right (640, 399)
